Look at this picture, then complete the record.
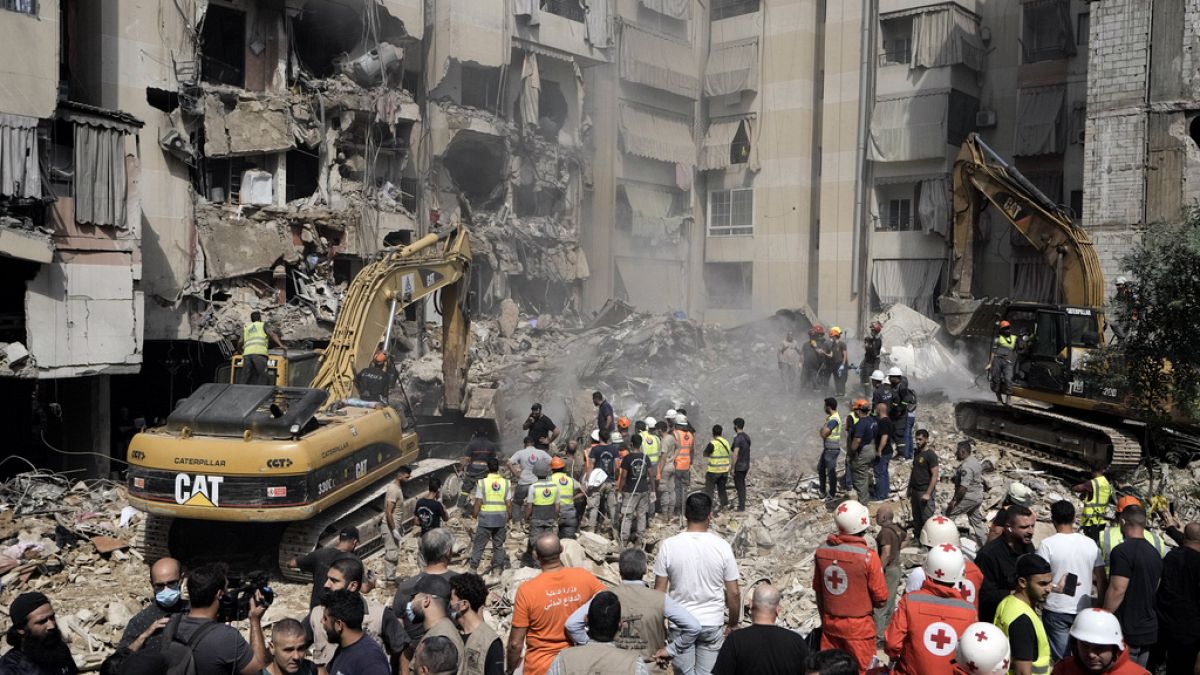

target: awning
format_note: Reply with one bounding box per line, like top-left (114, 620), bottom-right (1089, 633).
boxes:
top-left (620, 183), bottom-right (683, 239)
top-left (871, 259), bottom-right (943, 318)
top-left (699, 118), bottom-right (742, 171)
top-left (56, 100), bottom-right (143, 133)
top-left (705, 38), bottom-right (759, 97)
top-left (911, 6), bottom-right (985, 72)
top-left (868, 93), bottom-right (948, 162)
top-left (619, 104), bottom-right (695, 165)
top-left (0, 113), bottom-right (39, 199)
top-left (1014, 87), bottom-right (1065, 156)
top-left (620, 24), bottom-right (699, 99)
top-left (639, 0), bottom-right (691, 20)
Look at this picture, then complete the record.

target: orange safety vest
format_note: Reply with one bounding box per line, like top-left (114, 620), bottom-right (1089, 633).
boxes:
top-left (673, 429), bottom-right (694, 471)
top-left (960, 561), bottom-right (983, 611)
top-left (814, 539), bottom-right (875, 617)
top-left (891, 587), bottom-right (977, 675)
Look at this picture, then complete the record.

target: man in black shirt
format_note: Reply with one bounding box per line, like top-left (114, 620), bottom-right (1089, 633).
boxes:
top-left (168, 563), bottom-right (268, 675)
top-left (976, 504), bottom-right (1036, 623)
top-left (585, 432), bottom-right (619, 536)
top-left (460, 428), bottom-right (498, 507)
top-left (392, 529), bottom-right (459, 650)
top-left (872, 403), bottom-right (894, 501)
top-left (906, 430), bottom-right (938, 538)
top-left (730, 418), bottom-right (751, 512)
top-left (1, 593), bottom-right (77, 675)
top-left (712, 584), bottom-right (807, 675)
top-left (323, 590), bottom-right (390, 675)
top-left (523, 403), bottom-right (560, 451)
top-left (617, 434), bottom-right (652, 547)
top-left (1103, 505), bottom-right (1162, 667)
top-left (999, 554), bottom-right (1053, 672)
top-left (593, 391), bottom-right (614, 437)
top-left (354, 352), bottom-right (391, 402)
top-left (414, 477), bottom-right (449, 535)
top-left (287, 528), bottom-right (360, 609)
top-left (114, 557), bottom-right (189, 656)
top-left (1157, 521), bottom-right (1200, 673)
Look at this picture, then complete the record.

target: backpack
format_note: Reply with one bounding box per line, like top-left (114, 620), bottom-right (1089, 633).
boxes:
top-left (160, 614), bottom-right (222, 675)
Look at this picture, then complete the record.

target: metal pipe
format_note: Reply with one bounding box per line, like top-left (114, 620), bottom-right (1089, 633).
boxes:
top-left (851, 0), bottom-right (878, 305)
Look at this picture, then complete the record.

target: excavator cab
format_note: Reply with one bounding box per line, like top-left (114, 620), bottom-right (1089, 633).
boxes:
top-left (1001, 303), bottom-right (1106, 400)
top-left (217, 349), bottom-right (323, 388)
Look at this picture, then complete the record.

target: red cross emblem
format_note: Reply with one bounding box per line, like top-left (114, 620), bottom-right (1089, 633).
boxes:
top-left (940, 543), bottom-right (958, 552)
top-left (975, 631), bottom-right (988, 642)
top-left (960, 579), bottom-right (977, 603)
top-left (837, 503), bottom-right (849, 514)
top-left (933, 515), bottom-right (949, 524)
top-left (923, 621), bottom-right (958, 656)
top-left (823, 564), bottom-right (848, 596)
top-left (933, 568), bottom-right (945, 578)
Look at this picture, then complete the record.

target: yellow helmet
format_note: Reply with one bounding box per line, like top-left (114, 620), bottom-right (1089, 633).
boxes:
top-left (829, 326), bottom-right (842, 337)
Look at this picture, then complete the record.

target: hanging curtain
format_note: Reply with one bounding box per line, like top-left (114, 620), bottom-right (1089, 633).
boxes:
top-left (639, 0), bottom-right (692, 20)
top-left (74, 124), bottom-right (127, 227)
top-left (582, 0), bottom-right (612, 47)
top-left (868, 93), bottom-right (948, 162)
top-left (699, 119), bottom-right (742, 171)
top-left (0, 114), bottom-right (40, 199)
top-left (871, 259), bottom-right (943, 318)
top-left (917, 176), bottom-right (951, 238)
top-left (520, 52), bottom-right (541, 130)
top-left (513, 0), bottom-right (541, 26)
top-left (704, 38), bottom-right (759, 96)
top-left (1012, 248), bottom-right (1056, 303)
top-left (620, 183), bottom-right (682, 239)
top-left (618, 104), bottom-right (695, 165)
top-left (910, 6), bottom-right (985, 71)
top-left (1013, 87), bottom-right (1065, 156)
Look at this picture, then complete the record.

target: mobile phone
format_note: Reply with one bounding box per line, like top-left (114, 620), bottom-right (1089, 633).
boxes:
top-left (1062, 573), bottom-right (1078, 596)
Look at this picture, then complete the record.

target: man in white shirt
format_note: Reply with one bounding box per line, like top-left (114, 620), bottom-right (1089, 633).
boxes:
top-left (653, 493), bottom-right (740, 675)
top-left (1034, 500), bottom-right (1104, 663)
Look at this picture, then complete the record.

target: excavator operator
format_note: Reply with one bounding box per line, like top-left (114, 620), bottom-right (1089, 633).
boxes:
top-left (986, 321), bottom-right (1018, 405)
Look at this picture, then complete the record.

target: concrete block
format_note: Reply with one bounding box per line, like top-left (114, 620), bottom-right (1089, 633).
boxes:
top-left (4, 342), bottom-right (29, 366)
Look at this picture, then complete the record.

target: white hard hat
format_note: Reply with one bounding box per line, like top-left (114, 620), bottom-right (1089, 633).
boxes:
top-left (833, 500), bottom-right (870, 535)
top-left (870, 369), bottom-right (885, 382)
top-left (887, 366), bottom-right (903, 378)
top-left (1115, 276), bottom-right (1129, 286)
top-left (675, 413), bottom-right (688, 425)
top-left (610, 431), bottom-right (623, 443)
top-left (920, 515), bottom-right (961, 548)
top-left (923, 543), bottom-right (966, 584)
top-left (590, 429), bottom-right (600, 442)
top-left (666, 409), bottom-right (677, 419)
top-left (645, 416), bottom-right (657, 428)
top-left (1006, 481), bottom-right (1035, 507)
top-left (1069, 609), bottom-right (1124, 648)
top-left (956, 623), bottom-right (1011, 675)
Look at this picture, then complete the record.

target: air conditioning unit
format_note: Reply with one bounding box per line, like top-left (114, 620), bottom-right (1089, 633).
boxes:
top-left (975, 109), bottom-right (997, 128)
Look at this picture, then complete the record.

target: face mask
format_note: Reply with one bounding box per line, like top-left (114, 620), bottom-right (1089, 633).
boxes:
top-left (404, 601), bottom-right (416, 623)
top-left (449, 603), bottom-right (462, 622)
top-left (155, 586), bottom-right (182, 608)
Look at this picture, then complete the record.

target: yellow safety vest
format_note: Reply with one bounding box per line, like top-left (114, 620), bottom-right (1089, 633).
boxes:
top-left (1100, 527), bottom-right (1165, 573)
top-left (1081, 476), bottom-right (1112, 527)
top-left (825, 412), bottom-right (842, 444)
top-left (552, 471), bottom-right (576, 507)
top-left (844, 412), bottom-right (859, 449)
top-left (994, 595), bottom-right (1050, 675)
top-left (995, 333), bottom-right (1017, 358)
top-left (243, 321), bottom-right (269, 356)
top-left (529, 479), bottom-right (559, 521)
top-left (707, 437), bottom-right (731, 474)
top-left (480, 473), bottom-right (509, 513)
top-left (641, 432), bottom-right (660, 464)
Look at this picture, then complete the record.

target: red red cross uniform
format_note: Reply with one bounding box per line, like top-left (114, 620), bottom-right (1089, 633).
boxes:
top-left (885, 580), bottom-right (978, 675)
top-left (814, 532), bottom-right (889, 674)
top-left (961, 560), bottom-right (983, 610)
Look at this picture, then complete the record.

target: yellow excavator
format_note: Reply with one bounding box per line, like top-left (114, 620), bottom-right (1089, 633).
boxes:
top-left (940, 133), bottom-right (1197, 472)
top-left (125, 225), bottom-right (496, 577)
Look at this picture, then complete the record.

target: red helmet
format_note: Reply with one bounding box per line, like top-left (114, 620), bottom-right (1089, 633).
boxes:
top-left (870, 321), bottom-right (882, 333)
top-left (999, 320), bottom-right (1011, 329)
top-left (812, 324), bottom-right (826, 335)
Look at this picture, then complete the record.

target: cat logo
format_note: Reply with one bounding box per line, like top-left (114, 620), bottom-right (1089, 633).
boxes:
top-left (175, 474), bottom-right (224, 507)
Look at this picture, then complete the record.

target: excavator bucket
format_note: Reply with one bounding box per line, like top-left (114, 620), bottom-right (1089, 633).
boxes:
top-left (939, 296), bottom-right (1010, 338)
top-left (413, 386), bottom-right (500, 461)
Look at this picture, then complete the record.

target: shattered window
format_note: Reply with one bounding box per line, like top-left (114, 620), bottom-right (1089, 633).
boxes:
top-left (712, 0), bottom-right (759, 21)
top-left (1022, 0), bottom-right (1076, 63)
top-left (879, 17), bottom-right (913, 66)
top-left (708, 188), bottom-right (754, 237)
top-left (201, 4), bottom-right (247, 87)
top-left (2, 0), bottom-right (35, 14)
top-left (461, 65), bottom-right (501, 110)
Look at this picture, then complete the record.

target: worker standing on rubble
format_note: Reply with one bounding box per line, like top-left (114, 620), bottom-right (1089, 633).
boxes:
top-left (779, 331), bottom-right (803, 393)
top-left (1072, 468), bottom-right (1113, 542)
top-left (585, 431), bottom-right (620, 538)
top-left (1098, 498), bottom-right (1165, 574)
top-left (804, 325), bottom-right (828, 392)
top-left (994, 554), bottom-right (1054, 675)
top-left (354, 351), bottom-right (392, 402)
top-left (848, 400), bottom-right (877, 504)
top-left (874, 505), bottom-right (907, 642)
top-left (884, 543), bottom-right (977, 674)
top-left (888, 368), bottom-right (917, 460)
top-left (702, 424), bottom-right (733, 513)
top-left (860, 322), bottom-right (883, 397)
top-left (550, 456), bottom-right (581, 540)
top-left (946, 440), bottom-right (988, 546)
top-left (522, 459), bottom-right (561, 568)
top-left (730, 418), bottom-right (751, 512)
top-left (871, 402), bottom-right (894, 501)
top-left (671, 414), bottom-right (696, 522)
top-left (829, 327), bottom-right (850, 397)
top-left (840, 401), bottom-right (861, 494)
top-left (908, 430), bottom-right (939, 538)
top-left (468, 457), bottom-right (511, 574)
top-left (813, 499), bottom-right (889, 673)
top-left (509, 438), bottom-right (552, 528)
top-left (238, 310), bottom-right (284, 385)
top-left (986, 321), bottom-right (1018, 406)
top-left (594, 391), bottom-right (615, 437)
top-left (459, 427), bottom-right (497, 509)
top-left (523, 403), bottom-right (560, 451)
top-left (818, 398), bottom-right (843, 500)
top-left (617, 433), bottom-right (653, 547)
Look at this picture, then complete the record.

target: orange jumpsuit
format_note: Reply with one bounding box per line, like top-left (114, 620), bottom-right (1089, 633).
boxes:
top-left (814, 532), bottom-right (889, 674)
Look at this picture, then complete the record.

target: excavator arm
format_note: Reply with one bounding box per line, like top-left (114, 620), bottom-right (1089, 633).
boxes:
top-left (941, 133), bottom-right (1106, 336)
top-left (309, 226), bottom-right (473, 408)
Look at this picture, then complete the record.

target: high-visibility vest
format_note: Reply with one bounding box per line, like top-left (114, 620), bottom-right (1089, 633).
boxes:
top-left (641, 432), bottom-right (660, 465)
top-left (243, 321), bottom-right (269, 356)
top-left (529, 479), bottom-right (559, 521)
top-left (1100, 527), bottom-right (1165, 573)
top-left (825, 411), bottom-right (842, 445)
top-left (994, 594), bottom-right (1051, 675)
top-left (552, 472), bottom-right (576, 510)
top-left (1081, 476), bottom-right (1112, 527)
top-left (814, 540), bottom-right (875, 617)
top-left (480, 474), bottom-right (509, 513)
top-left (994, 333), bottom-right (1017, 359)
top-left (674, 429), bottom-right (694, 471)
top-left (891, 589), bottom-right (977, 675)
top-left (844, 412), bottom-right (859, 450)
top-left (707, 437), bottom-right (731, 474)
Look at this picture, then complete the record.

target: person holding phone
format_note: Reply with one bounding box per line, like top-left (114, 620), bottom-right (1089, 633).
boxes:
top-left (1036, 500), bottom-right (1104, 663)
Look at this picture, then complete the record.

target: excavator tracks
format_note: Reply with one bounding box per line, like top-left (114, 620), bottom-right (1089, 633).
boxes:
top-left (955, 400), bottom-right (1143, 474)
top-left (133, 513), bottom-right (174, 564)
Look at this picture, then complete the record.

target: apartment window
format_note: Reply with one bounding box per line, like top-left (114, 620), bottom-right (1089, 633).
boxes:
top-left (542, 0), bottom-right (585, 22)
top-left (1024, 170), bottom-right (1063, 204)
top-left (948, 90), bottom-right (981, 146)
top-left (2, 0), bottom-right (35, 14)
top-left (705, 263), bottom-right (753, 309)
top-left (712, 0), bottom-right (759, 21)
top-left (708, 188), bottom-right (754, 236)
top-left (1070, 190), bottom-right (1083, 222)
top-left (201, 4), bottom-right (246, 87)
top-left (461, 65), bottom-right (501, 110)
top-left (1077, 12), bottom-right (1090, 46)
top-left (1022, 0), bottom-right (1076, 63)
top-left (879, 17), bottom-right (913, 66)
top-left (879, 198), bottom-right (914, 231)
top-left (731, 122), bottom-right (750, 165)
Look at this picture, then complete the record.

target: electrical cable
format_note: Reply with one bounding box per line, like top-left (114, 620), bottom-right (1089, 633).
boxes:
top-left (41, 431), bottom-right (130, 466)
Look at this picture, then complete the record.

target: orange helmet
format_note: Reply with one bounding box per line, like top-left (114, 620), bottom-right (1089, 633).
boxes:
top-left (617, 416), bottom-right (631, 430)
top-left (999, 320), bottom-right (1011, 329)
top-left (829, 326), bottom-right (842, 338)
top-left (1116, 495), bottom-right (1141, 513)
top-left (853, 398), bottom-right (871, 411)
top-left (373, 350), bottom-right (387, 365)
top-left (550, 456), bottom-right (565, 470)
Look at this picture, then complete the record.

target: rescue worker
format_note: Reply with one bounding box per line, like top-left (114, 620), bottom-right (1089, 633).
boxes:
top-left (637, 419), bottom-right (661, 509)
top-left (907, 516), bottom-right (986, 613)
top-left (954, 622), bottom-right (1012, 675)
top-left (860, 321), bottom-right (883, 397)
top-left (840, 400), bottom-right (862, 494)
top-left (829, 327), bottom-right (850, 396)
top-left (887, 367), bottom-right (917, 460)
top-left (550, 457), bottom-right (581, 540)
top-left (848, 399), bottom-right (878, 505)
top-left (617, 433), bottom-right (653, 547)
top-left (779, 331), bottom-right (803, 393)
top-left (1051, 609), bottom-right (1149, 675)
top-left (818, 398), bottom-right (842, 500)
top-left (994, 554), bottom-right (1053, 675)
top-left (522, 459), bottom-right (560, 568)
top-left (1072, 468), bottom-right (1113, 542)
top-left (702, 424), bottom-right (732, 513)
top-left (238, 310), bottom-right (284, 385)
top-left (615, 416), bottom-right (632, 454)
top-left (813, 499), bottom-right (889, 673)
top-left (671, 413), bottom-right (695, 521)
top-left (1098, 497), bottom-right (1165, 574)
top-left (803, 325), bottom-right (827, 391)
top-left (987, 321), bottom-right (1018, 406)
top-left (354, 351), bottom-right (391, 403)
top-left (467, 457), bottom-right (511, 574)
top-left (885, 543), bottom-right (978, 674)
top-left (870, 369), bottom-right (892, 409)
top-left (459, 427), bottom-right (498, 509)
top-left (654, 420), bottom-right (676, 516)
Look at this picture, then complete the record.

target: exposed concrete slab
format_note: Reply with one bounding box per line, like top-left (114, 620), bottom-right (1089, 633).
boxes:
top-left (0, 227), bottom-right (53, 264)
top-left (25, 259), bottom-right (141, 372)
top-left (196, 215), bottom-right (299, 279)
